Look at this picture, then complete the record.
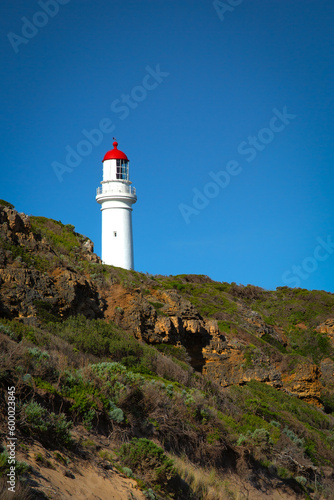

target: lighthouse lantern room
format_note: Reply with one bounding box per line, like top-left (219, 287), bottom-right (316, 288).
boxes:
top-left (96, 141), bottom-right (137, 270)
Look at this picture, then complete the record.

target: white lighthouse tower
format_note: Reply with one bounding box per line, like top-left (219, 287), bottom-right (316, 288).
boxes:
top-left (96, 141), bottom-right (137, 270)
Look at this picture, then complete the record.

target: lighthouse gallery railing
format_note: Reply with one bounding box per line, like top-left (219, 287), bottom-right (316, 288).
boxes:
top-left (96, 185), bottom-right (136, 196)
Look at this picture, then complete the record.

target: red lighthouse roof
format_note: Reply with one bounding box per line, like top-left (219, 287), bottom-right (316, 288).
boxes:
top-left (103, 141), bottom-right (129, 161)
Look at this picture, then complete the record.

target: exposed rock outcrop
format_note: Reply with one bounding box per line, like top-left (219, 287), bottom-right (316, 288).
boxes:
top-left (202, 332), bottom-right (283, 388)
top-left (317, 318), bottom-right (334, 346)
top-left (242, 309), bottom-right (287, 346)
top-left (0, 206), bottom-right (105, 321)
top-left (102, 286), bottom-right (217, 370)
top-left (282, 362), bottom-right (323, 406)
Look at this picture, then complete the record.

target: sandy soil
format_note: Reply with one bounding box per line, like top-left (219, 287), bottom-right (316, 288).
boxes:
top-left (18, 441), bottom-right (146, 500)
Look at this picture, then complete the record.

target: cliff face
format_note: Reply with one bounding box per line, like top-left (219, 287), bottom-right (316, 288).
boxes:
top-left (0, 204), bottom-right (333, 408)
top-left (80, 273), bottom-right (327, 406)
top-left (0, 206), bottom-right (105, 321)
top-left (102, 284), bottom-right (218, 371)
top-left (317, 319), bottom-right (334, 346)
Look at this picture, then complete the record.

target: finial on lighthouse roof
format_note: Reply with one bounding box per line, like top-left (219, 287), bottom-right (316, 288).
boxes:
top-left (103, 140), bottom-right (129, 161)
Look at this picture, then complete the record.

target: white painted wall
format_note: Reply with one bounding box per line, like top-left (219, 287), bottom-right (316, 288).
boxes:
top-left (103, 159), bottom-right (117, 181)
top-left (100, 200), bottom-right (134, 269)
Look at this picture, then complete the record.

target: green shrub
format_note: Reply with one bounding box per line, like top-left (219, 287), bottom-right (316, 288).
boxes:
top-left (33, 300), bottom-right (60, 322)
top-left (34, 377), bottom-right (57, 394)
top-left (0, 320), bottom-right (39, 343)
top-left (27, 347), bottom-right (50, 361)
top-left (22, 374), bottom-right (33, 385)
top-left (277, 467), bottom-right (290, 479)
top-left (0, 323), bottom-right (14, 338)
top-left (237, 428), bottom-right (273, 453)
top-left (21, 401), bottom-right (48, 432)
top-left (48, 316), bottom-right (154, 368)
top-left (68, 390), bottom-right (97, 415)
top-left (144, 489), bottom-right (156, 499)
top-left (261, 333), bottom-right (287, 353)
top-left (207, 428), bottom-right (222, 444)
top-left (283, 427), bottom-right (305, 448)
top-left (122, 467), bottom-right (134, 478)
top-left (109, 402), bottom-right (124, 423)
top-left (2, 242), bottom-right (35, 267)
top-left (148, 301), bottom-right (164, 310)
top-left (304, 440), bottom-right (318, 464)
top-left (30, 216), bottom-right (80, 257)
top-left (20, 401), bottom-right (72, 447)
top-left (0, 450), bottom-right (8, 474)
top-left (119, 438), bottom-right (176, 488)
top-left (90, 361), bottom-right (127, 379)
top-left (83, 409), bottom-right (96, 430)
top-left (295, 476), bottom-right (307, 486)
top-left (166, 384), bottom-right (174, 397)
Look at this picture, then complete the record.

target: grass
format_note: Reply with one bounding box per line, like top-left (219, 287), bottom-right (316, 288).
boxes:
top-left (172, 455), bottom-right (238, 500)
top-left (30, 216), bottom-right (80, 255)
top-left (228, 381), bottom-right (334, 465)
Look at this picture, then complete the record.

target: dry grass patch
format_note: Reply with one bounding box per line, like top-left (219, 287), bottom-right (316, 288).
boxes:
top-left (171, 454), bottom-right (237, 500)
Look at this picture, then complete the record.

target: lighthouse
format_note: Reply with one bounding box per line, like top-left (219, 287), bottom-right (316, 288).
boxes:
top-left (96, 141), bottom-right (137, 269)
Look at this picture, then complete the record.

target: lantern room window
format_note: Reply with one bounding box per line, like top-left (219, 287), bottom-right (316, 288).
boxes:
top-left (116, 159), bottom-right (129, 180)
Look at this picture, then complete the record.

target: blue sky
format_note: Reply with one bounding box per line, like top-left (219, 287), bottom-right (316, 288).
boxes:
top-left (1, 0), bottom-right (334, 292)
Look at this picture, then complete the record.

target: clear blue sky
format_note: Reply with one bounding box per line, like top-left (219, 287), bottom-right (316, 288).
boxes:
top-left (1, 0), bottom-right (334, 292)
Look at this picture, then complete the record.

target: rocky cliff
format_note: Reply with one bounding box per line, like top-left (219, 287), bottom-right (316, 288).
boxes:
top-left (0, 206), bottom-right (105, 320)
top-left (0, 203), bottom-right (333, 407)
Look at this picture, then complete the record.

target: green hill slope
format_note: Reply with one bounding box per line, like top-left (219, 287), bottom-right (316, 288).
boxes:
top-left (0, 202), bottom-right (334, 499)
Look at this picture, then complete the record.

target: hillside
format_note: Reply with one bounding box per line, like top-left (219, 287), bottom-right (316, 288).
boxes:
top-left (0, 201), bottom-right (334, 499)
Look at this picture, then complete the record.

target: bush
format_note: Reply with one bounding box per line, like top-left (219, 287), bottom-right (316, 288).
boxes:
top-left (27, 347), bottom-right (50, 361)
top-left (20, 401), bottom-right (72, 448)
top-left (61, 382), bottom-right (102, 428)
top-left (119, 438), bottom-right (176, 488)
top-left (122, 467), bottom-right (134, 478)
top-left (48, 316), bottom-right (154, 369)
top-left (144, 489), bottom-right (156, 499)
top-left (283, 427), bottom-right (305, 448)
top-left (0, 323), bottom-right (14, 338)
top-left (237, 428), bottom-right (273, 456)
top-left (109, 402), bottom-right (124, 423)
top-left (295, 476), bottom-right (307, 486)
